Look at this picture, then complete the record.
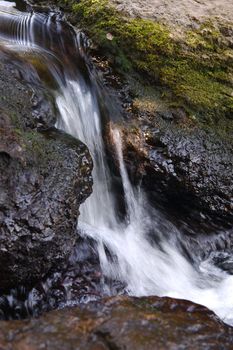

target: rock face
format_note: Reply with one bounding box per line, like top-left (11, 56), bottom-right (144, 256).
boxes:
top-left (52, 0), bottom-right (232, 224)
top-left (0, 237), bottom-right (123, 320)
top-left (110, 0), bottom-right (233, 26)
top-left (0, 296), bottom-right (232, 349)
top-left (0, 49), bottom-right (93, 290)
top-left (117, 110), bottom-right (233, 224)
top-left (0, 48), bottom-right (56, 131)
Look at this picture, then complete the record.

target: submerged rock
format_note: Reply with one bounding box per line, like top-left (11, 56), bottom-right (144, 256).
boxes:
top-left (0, 296), bottom-right (232, 349)
top-left (0, 50), bottom-right (93, 290)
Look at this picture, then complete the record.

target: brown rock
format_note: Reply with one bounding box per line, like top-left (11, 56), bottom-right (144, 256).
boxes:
top-left (0, 296), bottom-right (232, 350)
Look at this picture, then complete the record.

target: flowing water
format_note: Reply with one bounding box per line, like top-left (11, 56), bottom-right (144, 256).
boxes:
top-left (1, 0), bottom-right (233, 325)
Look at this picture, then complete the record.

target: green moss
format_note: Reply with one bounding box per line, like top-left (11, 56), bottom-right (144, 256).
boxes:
top-left (65, 0), bottom-right (233, 128)
top-left (161, 61), bottom-right (231, 114)
top-left (186, 22), bottom-right (222, 51)
top-left (22, 131), bottom-right (51, 166)
top-left (72, 0), bottom-right (173, 72)
top-left (9, 112), bottom-right (21, 128)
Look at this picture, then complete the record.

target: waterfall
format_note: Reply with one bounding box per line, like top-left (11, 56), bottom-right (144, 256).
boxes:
top-left (1, 1), bottom-right (233, 326)
top-left (56, 76), bottom-right (233, 326)
top-left (56, 79), bottom-right (116, 229)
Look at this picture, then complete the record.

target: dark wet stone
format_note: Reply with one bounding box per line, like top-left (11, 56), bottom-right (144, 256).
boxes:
top-left (0, 119), bottom-right (93, 290)
top-left (0, 49), bottom-right (93, 290)
top-left (0, 237), bottom-right (125, 320)
top-left (118, 114), bottom-right (233, 226)
top-left (0, 48), bottom-right (56, 130)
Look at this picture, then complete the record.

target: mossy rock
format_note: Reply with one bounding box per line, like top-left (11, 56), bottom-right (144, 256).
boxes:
top-left (51, 0), bottom-right (233, 133)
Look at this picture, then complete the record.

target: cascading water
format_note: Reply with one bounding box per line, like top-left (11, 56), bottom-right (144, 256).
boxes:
top-left (56, 80), bottom-right (116, 229)
top-left (0, 0), bottom-right (233, 326)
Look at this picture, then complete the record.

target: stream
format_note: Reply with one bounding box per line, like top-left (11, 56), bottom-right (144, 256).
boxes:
top-left (0, 0), bottom-right (233, 326)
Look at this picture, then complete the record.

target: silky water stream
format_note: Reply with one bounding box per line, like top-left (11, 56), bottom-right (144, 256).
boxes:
top-left (0, 0), bottom-right (233, 325)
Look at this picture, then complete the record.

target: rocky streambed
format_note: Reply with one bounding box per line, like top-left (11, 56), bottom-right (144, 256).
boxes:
top-left (0, 0), bottom-right (233, 349)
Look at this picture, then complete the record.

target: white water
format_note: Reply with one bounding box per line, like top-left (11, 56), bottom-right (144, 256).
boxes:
top-left (56, 80), bottom-right (116, 229)
top-left (1, 1), bottom-right (233, 326)
top-left (56, 76), bottom-right (233, 326)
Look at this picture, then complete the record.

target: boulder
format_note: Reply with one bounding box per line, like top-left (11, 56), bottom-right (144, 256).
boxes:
top-left (0, 296), bottom-right (232, 349)
top-left (118, 111), bottom-right (233, 225)
top-left (0, 48), bottom-right (56, 131)
top-left (0, 50), bottom-right (93, 290)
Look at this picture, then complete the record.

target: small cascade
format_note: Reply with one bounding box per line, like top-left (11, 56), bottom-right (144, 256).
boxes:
top-left (112, 128), bottom-right (139, 222)
top-left (56, 79), bottom-right (116, 229)
top-left (0, 0), bottom-right (233, 326)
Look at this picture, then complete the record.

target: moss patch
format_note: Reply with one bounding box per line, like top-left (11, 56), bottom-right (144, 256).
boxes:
top-left (63, 0), bottom-right (232, 128)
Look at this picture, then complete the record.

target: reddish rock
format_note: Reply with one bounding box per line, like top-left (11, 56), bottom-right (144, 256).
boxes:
top-left (0, 296), bottom-right (232, 350)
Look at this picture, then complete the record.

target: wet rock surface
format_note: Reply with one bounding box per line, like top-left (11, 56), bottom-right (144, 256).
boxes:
top-left (0, 4), bottom-right (232, 349)
top-left (33, 0), bottom-right (233, 226)
top-left (0, 237), bottom-right (125, 320)
top-left (109, 108), bottom-right (233, 225)
top-left (0, 296), bottom-right (232, 350)
top-left (0, 49), bottom-right (93, 290)
top-left (0, 48), bottom-right (56, 130)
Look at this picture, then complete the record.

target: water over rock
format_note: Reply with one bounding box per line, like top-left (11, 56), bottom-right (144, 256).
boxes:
top-left (0, 0), bottom-right (233, 339)
top-left (44, 0), bottom-right (233, 225)
top-left (0, 50), bottom-right (93, 290)
top-left (117, 110), bottom-right (233, 225)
